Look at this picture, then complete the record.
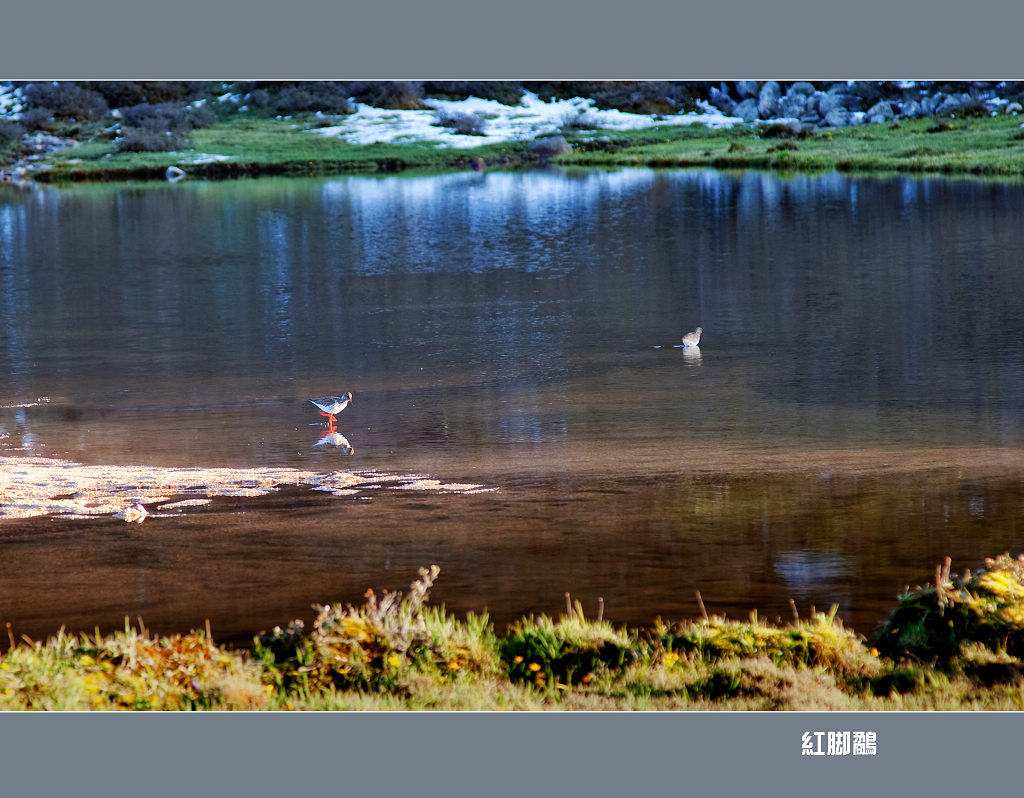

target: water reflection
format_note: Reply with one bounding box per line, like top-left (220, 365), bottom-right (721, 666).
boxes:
top-left (4, 169), bottom-right (1024, 639)
top-left (313, 427), bottom-right (355, 454)
top-left (681, 345), bottom-right (702, 365)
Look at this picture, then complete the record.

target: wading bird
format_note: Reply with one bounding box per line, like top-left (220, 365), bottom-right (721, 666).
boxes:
top-left (682, 327), bottom-right (702, 348)
top-left (310, 391), bottom-right (354, 424)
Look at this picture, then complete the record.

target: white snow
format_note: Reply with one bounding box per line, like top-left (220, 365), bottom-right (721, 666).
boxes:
top-left (313, 91), bottom-right (742, 149)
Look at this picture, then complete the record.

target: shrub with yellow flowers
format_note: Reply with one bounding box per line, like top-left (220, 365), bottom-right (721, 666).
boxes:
top-left (499, 597), bottom-right (638, 689)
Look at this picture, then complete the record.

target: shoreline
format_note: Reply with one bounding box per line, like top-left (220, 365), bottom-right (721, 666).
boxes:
top-left (4, 81), bottom-right (1024, 185)
top-left (2, 553), bottom-right (1024, 710)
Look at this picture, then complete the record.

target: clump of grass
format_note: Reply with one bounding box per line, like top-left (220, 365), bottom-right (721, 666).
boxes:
top-left (0, 120), bottom-right (25, 152)
top-left (0, 621), bottom-right (266, 710)
top-left (346, 81), bottom-right (426, 110)
top-left (255, 565), bottom-right (500, 694)
top-left (499, 594), bottom-right (638, 690)
top-left (434, 110), bottom-right (488, 136)
top-left (241, 82), bottom-right (354, 116)
top-left (306, 564), bottom-right (440, 688)
top-left (758, 120), bottom-right (816, 139)
top-left (875, 553), bottom-right (1024, 662)
top-left (558, 109), bottom-right (601, 134)
top-left (20, 82), bottom-right (109, 122)
top-left (652, 604), bottom-right (879, 676)
top-left (113, 101), bottom-right (217, 153)
top-left (80, 81), bottom-right (211, 108)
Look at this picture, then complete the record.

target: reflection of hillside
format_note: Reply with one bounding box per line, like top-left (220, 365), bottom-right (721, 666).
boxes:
top-left (4, 169), bottom-right (1024, 461)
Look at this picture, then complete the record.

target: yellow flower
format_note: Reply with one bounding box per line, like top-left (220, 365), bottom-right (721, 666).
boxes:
top-left (387, 654), bottom-right (401, 668)
top-left (664, 652), bottom-right (680, 667)
top-left (528, 662), bottom-right (541, 672)
top-left (447, 660), bottom-right (461, 671)
top-left (286, 702), bottom-right (295, 711)
top-left (512, 655), bottom-right (524, 664)
top-left (869, 647), bottom-right (880, 657)
top-left (340, 616), bottom-right (370, 641)
top-left (582, 673), bottom-right (593, 684)
top-left (264, 684), bottom-right (274, 693)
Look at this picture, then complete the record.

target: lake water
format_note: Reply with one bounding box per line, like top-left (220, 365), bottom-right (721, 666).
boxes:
top-left (3, 167), bottom-right (1024, 645)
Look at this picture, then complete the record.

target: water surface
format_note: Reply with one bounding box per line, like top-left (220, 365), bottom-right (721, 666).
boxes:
top-left (3, 168), bottom-right (1024, 642)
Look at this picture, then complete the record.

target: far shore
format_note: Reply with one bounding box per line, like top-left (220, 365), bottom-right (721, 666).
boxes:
top-left (4, 81), bottom-right (1024, 184)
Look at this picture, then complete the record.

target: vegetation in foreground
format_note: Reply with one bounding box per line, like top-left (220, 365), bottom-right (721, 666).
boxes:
top-left (4, 555), bottom-right (1024, 711)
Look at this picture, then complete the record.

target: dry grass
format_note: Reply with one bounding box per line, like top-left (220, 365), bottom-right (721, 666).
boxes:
top-left (5, 557), bottom-right (1024, 710)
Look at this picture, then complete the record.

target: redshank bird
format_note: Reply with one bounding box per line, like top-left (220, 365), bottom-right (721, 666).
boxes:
top-left (681, 327), bottom-right (702, 348)
top-left (310, 391), bottom-right (353, 423)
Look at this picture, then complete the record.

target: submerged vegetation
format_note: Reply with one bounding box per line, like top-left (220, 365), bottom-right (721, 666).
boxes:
top-left (4, 556), bottom-right (1024, 710)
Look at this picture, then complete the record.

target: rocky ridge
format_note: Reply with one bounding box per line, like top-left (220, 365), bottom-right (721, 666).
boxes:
top-left (706, 80), bottom-right (1023, 128)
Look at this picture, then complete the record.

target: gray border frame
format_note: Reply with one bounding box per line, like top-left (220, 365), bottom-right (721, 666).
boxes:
top-left (4, 1), bottom-right (1024, 78)
top-left (2, 1), bottom-right (1022, 794)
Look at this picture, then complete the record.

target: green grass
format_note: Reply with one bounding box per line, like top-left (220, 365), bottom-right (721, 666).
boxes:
top-left (31, 113), bottom-right (534, 181)
top-left (4, 556), bottom-right (1024, 710)
top-left (556, 116), bottom-right (1024, 177)
top-left (21, 111), bottom-right (1024, 183)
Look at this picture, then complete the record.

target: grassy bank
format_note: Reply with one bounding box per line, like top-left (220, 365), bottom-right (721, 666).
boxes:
top-left (561, 115), bottom-right (1024, 177)
top-left (22, 112), bottom-right (1024, 183)
top-left (5, 80), bottom-right (1024, 182)
top-left (26, 114), bottom-right (537, 182)
top-left (4, 556), bottom-right (1024, 710)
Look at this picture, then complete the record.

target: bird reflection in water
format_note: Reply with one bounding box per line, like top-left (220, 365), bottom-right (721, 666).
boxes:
top-left (314, 423), bottom-right (355, 454)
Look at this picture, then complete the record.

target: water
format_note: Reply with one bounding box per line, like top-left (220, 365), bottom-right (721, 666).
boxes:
top-left (3, 168), bottom-right (1024, 644)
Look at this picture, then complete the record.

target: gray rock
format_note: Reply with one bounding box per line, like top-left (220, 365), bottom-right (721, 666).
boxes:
top-left (818, 92), bottom-right (848, 116)
top-left (708, 86), bottom-right (736, 114)
top-left (758, 81), bottom-right (782, 118)
top-left (898, 99), bottom-right (922, 118)
top-left (849, 111), bottom-right (867, 126)
top-left (530, 135), bottom-right (571, 156)
top-left (936, 94), bottom-right (965, 115)
top-left (734, 98), bottom-right (760, 122)
top-left (779, 92), bottom-right (808, 119)
top-left (735, 81), bottom-right (760, 99)
top-left (165, 165), bottom-right (186, 182)
top-left (824, 107), bottom-right (850, 127)
top-left (1006, 102), bottom-right (1023, 114)
top-left (788, 81), bottom-right (816, 97)
top-left (921, 94), bottom-right (941, 115)
top-left (866, 101), bottom-right (895, 124)
top-left (826, 82), bottom-right (854, 95)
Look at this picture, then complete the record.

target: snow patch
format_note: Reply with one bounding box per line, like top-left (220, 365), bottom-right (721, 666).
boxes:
top-left (314, 91), bottom-right (741, 149)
